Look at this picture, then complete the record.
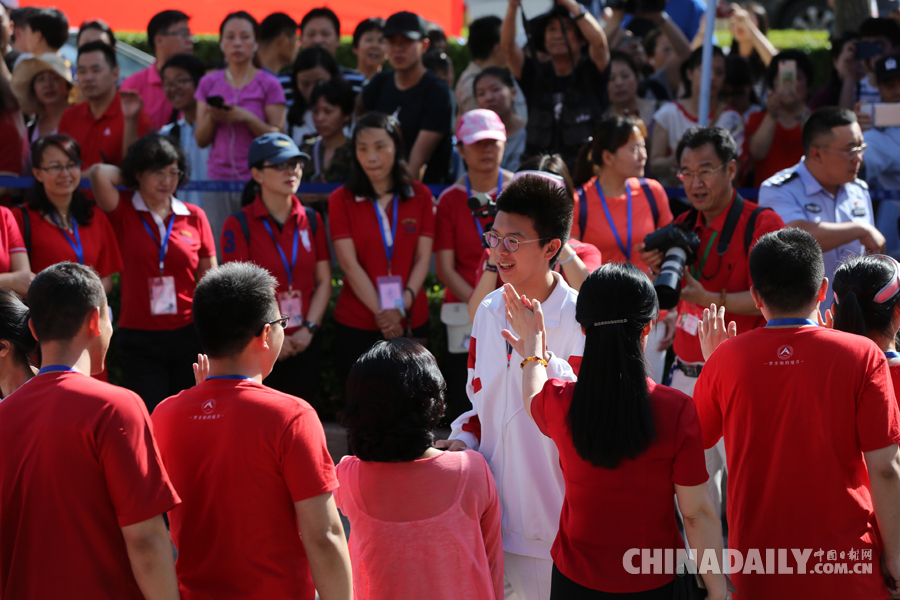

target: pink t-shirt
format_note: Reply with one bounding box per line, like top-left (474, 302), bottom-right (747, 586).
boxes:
top-left (122, 63), bottom-right (173, 130)
top-left (195, 69), bottom-right (286, 181)
top-left (334, 450), bottom-right (503, 600)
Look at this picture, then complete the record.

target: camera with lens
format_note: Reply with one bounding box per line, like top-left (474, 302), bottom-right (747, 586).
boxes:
top-left (468, 192), bottom-right (498, 248)
top-left (643, 223), bottom-right (701, 310)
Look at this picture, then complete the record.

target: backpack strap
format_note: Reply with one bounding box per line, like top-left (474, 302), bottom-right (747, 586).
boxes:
top-left (744, 206), bottom-right (771, 255)
top-left (233, 210), bottom-right (250, 246)
top-left (637, 178), bottom-right (660, 228)
top-left (16, 205), bottom-right (30, 257)
top-left (304, 206), bottom-right (318, 237)
top-left (577, 185), bottom-right (587, 238)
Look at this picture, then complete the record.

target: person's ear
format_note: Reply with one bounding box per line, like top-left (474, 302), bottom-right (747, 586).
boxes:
top-left (85, 306), bottom-right (102, 338)
top-left (0, 340), bottom-right (11, 359)
top-left (601, 149), bottom-right (615, 167)
top-left (32, 166), bottom-right (44, 183)
top-left (726, 159), bottom-right (738, 184)
top-left (749, 285), bottom-right (763, 310)
top-left (251, 166), bottom-right (263, 184)
top-left (421, 38), bottom-right (431, 52)
top-left (641, 320), bottom-right (653, 339)
top-left (27, 318), bottom-right (37, 343)
top-left (112, 66), bottom-right (119, 81)
top-left (818, 277), bottom-right (829, 302)
top-left (546, 238), bottom-right (563, 260)
top-left (258, 323), bottom-right (272, 350)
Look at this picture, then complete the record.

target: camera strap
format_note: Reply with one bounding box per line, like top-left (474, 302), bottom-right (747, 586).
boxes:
top-left (689, 192), bottom-right (745, 279)
top-left (466, 172), bottom-right (503, 239)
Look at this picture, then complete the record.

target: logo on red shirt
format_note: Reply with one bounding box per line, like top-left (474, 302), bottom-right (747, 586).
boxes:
top-left (777, 345), bottom-right (794, 359)
top-left (401, 218), bottom-right (418, 235)
top-left (202, 399), bottom-right (216, 415)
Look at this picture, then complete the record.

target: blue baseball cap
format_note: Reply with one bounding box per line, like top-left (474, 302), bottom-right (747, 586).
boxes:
top-left (247, 133), bottom-right (310, 169)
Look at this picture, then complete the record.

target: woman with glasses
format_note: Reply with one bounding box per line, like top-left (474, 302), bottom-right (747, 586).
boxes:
top-left (19, 136), bottom-right (121, 295)
top-left (90, 134), bottom-right (218, 412)
top-left (329, 112), bottom-right (435, 385)
top-left (220, 133), bottom-right (332, 407)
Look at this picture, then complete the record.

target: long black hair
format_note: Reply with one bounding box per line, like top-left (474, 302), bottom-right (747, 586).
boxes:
top-left (28, 135), bottom-right (94, 226)
top-left (0, 287), bottom-right (38, 371)
top-left (570, 263), bottom-right (657, 468)
top-left (345, 112), bottom-right (414, 201)
top-left (833, 255), bottom-right (900, 345)
top-left (287, 47), bottom-right (341, 129)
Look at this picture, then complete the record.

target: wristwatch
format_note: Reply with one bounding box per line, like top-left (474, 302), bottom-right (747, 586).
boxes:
top-left (573, 6), bottom-right (587, 20)
top-left (484, 261), bottom-right (498, 273)
top-left (303, 321), bottom-right (319, 334)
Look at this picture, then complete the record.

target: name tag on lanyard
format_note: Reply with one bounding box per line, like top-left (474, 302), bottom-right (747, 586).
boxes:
top-left (262, 217), bottom-right (304, 326)
top-left (141, 213), bottom-right (178, 316)
top-left (372, 196), bottom-right (404, 311)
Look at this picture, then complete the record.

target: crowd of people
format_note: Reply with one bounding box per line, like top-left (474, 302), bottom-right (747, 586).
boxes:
top-left (3, 0), bottom-right (900, 599)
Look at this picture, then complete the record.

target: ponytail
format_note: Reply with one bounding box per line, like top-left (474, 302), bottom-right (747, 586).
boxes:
top-left (833, 255), bottom-right (899, 344)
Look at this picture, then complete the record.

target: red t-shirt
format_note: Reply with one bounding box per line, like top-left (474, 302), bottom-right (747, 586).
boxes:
top-left (434, 181), bottom-right (504, 304)
top-left (891, 364), bottom-right (900, 400)
top-left (0, 206), bottom-right (26, 273)
top-left (57, 92), bottom-right (153, 168)
top-left (473, 239), bottom-right (603, 290)
top-left (532, 378), bottom-right (707, 593)
top-left (694, 327), bottom-right (900, 600)
top-left (572, 177), bottom-right (673, 274)
top-left (0, 116), bottom-right (22, 175)
top-left (221, 196), bottom-right (330, 333)
top-left (328, 183), bottom-right (435, 330)
top-left (0, 371), bottom-right (180, 599)
top-left (106, 193), bottom-right (217, 331)
top-left (745, 112), bottom-right (804, 187)
top-left (151, 378), bottom-right (339, 600)
top-left (673, 195), bottom-right (784, 363)
top-left (15, 206), bottom-right (123, 276)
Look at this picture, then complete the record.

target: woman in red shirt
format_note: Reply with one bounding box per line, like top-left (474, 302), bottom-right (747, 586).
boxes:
top-left (329, 112), bottom-right (434, 386)
top-left (0, 288), bottom-right (37, 399)
top-left (89, 135), bottom-right (218, 412)
top-left (506, 263), bottom-right (727, 599)
top-left (0, 205), bottom-right (33, 297)
top-left (20, 135), bottom-right (123, 293)
top-left (221, 133), bottom-right (332, 406)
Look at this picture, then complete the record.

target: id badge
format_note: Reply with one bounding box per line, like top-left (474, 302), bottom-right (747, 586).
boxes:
top-left (279, 289), bottom-right (304, 328)
top-left (149, 276), bottom-right (178, 315)
top-left (677, 303), bottom-right (702, 336)
top-left (376, 275), bottom-right (404, 311)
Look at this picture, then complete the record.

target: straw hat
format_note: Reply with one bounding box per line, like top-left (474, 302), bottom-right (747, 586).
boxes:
top-left (11, 53), bottom-right (74, 115)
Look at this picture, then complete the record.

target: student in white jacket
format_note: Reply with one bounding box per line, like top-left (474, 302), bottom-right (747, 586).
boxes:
top-left (437, 172), bottom-right (585, 600)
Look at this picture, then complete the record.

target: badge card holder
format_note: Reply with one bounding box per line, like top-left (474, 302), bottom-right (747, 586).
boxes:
top-left (150, 276), bottom-right (178, 315)
top-left (677, 302), bottom-right (703, 337)
top-left (377, 275), bottom-right (404, 311)
top-left (279, 289), bottom-right (304, 328)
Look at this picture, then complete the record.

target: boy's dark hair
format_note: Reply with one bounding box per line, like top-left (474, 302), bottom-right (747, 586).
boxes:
top-left (675, 126), bottom-right (738, 165)
top-left (347, 112), bottom-right (414, 201)
top-left (78, 40), bottom-right (117, 69)
top-left (29, 135), bottom-right (94, 227)
top-left (423, 47), bottom-right (451, 76)
top-left (300, 7), bottom-right (340, 37)
top-left (352, 17), bottom-right (385, 48)
top-left (468, 16), bottom-right (502, 61)
top-left (802, 107), bottom-right (857, 155)
top-left (192, 262), bottom-right (279, 358)
top-left (764, 49), bottom-right (815, 94)
top-left (77, 20), bottom-right (115, 48)
top-left (9, 7), bottom-right (37, 29)
top-left (121, 134), bottom-right (189, 189)
top-left (147, 10), bottom-right (189, 53)
top-left (28, 263), bottom-right (105, 343)
top-left (860, 17), bottom-right (900, 49)
top-left (161, 54), bottom-right (205, 87)
top-left (749, 228), bottom-right (825, 314)
top-left (340, 339), bottom-right (446, 462)
top-left (260, 12), bottom-right (297, 43)
top-left (495, 174), bottom-right (572, 267)
top-left (26, 8), bottom-right (68, 50)
top-left (309, 78), bottom-right (355, 116)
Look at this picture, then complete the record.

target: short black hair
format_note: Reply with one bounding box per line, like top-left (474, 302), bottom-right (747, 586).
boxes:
top-left (675, 126), bottom-right (738, 166)
top-left (220, 11), bottom-right (259, 41)
top-left (27, 8), bottom-right (69, 51)
top-left (467, 16), bottom-right (502, 60)
top-left (192, 262), bottom-right (279, 359)
top-left (860, 16), bottom-right (900, 48)
top-left (9, 7), bottom-right (37, 28)
top-left (300, 7), bottom-right (340, 36)
top-left (260, 12), bottom-right (297, 43)
top-left (78, 40), bottom-right (117, 69)
top-left (340, 339), bottom-right (446, 462)
top-left (121, 134), bottom-right (188, 189)
top-left (28, 262), bottom-right (105, 343)
top-left (77, 20), bottom-right (115, 48)
top-left (496, 174), bottom-right (572, 267)
top-left (427, 23), bottom-right (447, 48)
top-left (423, 47), bottom-right (451, 76)
top-left (352, 17), bottom-right (384, 48)
top-left (0, 288), bottom-right (37, 369)
top-left (764, 49), bottom-right (815, 93)
top-left (147, 10), bottom-right (189, 53)
top-left (749, 228), bottom-right (825, 314)
top-left (473, 66), bottom-right (515, 94)
top-left (309, 78), bottom-right (355, 115)
top-left (802, 106), bottom-right (857, 155)
top-left (161, 54), bottom-right (205, 87)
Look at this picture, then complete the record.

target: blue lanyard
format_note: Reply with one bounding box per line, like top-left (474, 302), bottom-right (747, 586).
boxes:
top-left (49, 213), bottom-right (84, 265)
top-left (140, 213), bottom-right (177, 274)
top-left (38, 365), bottom-right (75, 375)
top-left (261, 217), bottom-right (300, 289)
top-left (465, 171), bottom-right (504, 238)
top-left (206, 375), bottom-right (253, 381)
top-left (765, 318), bottom-right (818, 327)
top-left (372, 196), bottom-right (399, 274)
top-left (596, 181), bottom-right (632, 261)
top-left (886, 351), bottom-right (900, 359)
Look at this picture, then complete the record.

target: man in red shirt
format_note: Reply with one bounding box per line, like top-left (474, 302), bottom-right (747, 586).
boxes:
top-left (0, 262), bottom-right (180, 599)
top-left (695, 228), bottom-right (900, 599)
top-left (58, 41), bottom-right (152, 168)
top-left (151, 262), bottom-right (352, 600)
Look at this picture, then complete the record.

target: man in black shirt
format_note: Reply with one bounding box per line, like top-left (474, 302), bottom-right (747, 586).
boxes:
top-left (361, 11), bottom-right (453, 184)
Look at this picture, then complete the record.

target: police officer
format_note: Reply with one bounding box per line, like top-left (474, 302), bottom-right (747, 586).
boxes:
top-left (759, 107), bottom-right (885, 308)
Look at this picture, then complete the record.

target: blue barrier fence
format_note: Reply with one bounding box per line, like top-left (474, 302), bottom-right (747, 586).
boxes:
top-left (4, 177), bottom-right (900, 201)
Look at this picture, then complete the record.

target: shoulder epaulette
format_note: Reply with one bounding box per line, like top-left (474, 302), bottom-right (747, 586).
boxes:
top-left (854, 178), bottom-right (869, 190)
top-left (769, 171), bottom-right (800, 187)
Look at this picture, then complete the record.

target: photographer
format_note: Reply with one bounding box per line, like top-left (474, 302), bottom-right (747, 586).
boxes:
top-left (638, 126), bottom-right (784, 518)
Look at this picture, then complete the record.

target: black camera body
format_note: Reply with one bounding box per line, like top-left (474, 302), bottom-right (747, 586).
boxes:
top-left (468, 193), bottom-right (497, 247)
top-left (605, 0), bottom-right (667, 14)
top-left (643, 223), bottom-right (701, 310)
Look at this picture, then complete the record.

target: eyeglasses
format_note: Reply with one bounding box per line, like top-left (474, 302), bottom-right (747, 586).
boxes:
top-left (258, 314), bottom-right (290, 335)
top-left (262, 160), bottom-right (303, 172)
top-left (39, 163), bottom-right (81, 175)
top-left (151, 169), bottom-right (184, 182)
top-left (483, 232), bottom-right (550, 253)
top-left (815, 143), bottom-right (867, 159)
top-left (163, 78), bottom-right (194, 90)
top-left (160, 29), bottom-right (192, 39)
top-left (677, 163), bottom-right (727, 183)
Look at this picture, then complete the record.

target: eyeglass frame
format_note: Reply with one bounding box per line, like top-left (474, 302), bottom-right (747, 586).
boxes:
top-left (814, 143), bottom-right (867, 159)
top-left (261, 160), bottom-right (304, 173)
top-left (38, 162), bottom-right (82, 176)
top-left (159, 28), bottom-right (193, 39)
top-left (149, 168), bottom-right (185, 182)
top-left (162, 77), bottom-right (194, 90)
top-left (257, 314), bottom-right (291, 335)
top-left (483, 231), bottom-right (552, 253)
top-left (677, 162), bottom-right (728, 183)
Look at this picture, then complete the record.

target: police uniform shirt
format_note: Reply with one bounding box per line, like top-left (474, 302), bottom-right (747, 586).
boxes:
top-left (759, 159), bottom-right (874, 307)
top-left (864, 126), bottom-right (900, 259)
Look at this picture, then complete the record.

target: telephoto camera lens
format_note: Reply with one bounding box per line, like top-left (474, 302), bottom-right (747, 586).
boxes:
top-left (655, 247), bottom-right (688, 310)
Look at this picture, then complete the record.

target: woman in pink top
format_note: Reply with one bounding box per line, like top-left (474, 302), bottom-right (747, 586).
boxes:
top-left (334, 338), bottom-right (503, 600)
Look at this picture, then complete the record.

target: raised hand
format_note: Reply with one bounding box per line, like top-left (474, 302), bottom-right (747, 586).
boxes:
top-left (698, 303), bottom-right (737, 361)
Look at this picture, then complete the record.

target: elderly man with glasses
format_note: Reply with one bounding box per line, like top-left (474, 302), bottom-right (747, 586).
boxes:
top-left (760, 106), bottom-right (884, 310)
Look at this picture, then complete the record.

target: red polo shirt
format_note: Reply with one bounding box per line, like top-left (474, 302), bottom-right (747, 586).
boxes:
top-left (122, 63), bottom-right (174, 130)
top-left (58, 92), bottom-right (153, 167)
top-left (0, 206), bottom-right (26, 273)
top-left (434, 180), bottom-right (505, 304)
top-left (106, 192), bottom-right (216, 331)
top-left (329, 183), bottom-right (435, 331)
top-left (221, 196), bottom-right (330, 332)
top-left (15, 206), bottom-right (123, 276)
top-left (673, 194), bottom-right (784, 363)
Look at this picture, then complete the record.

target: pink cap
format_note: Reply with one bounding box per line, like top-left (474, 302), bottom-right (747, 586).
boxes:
top-left (456, 109), bottom-right (507, 145)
